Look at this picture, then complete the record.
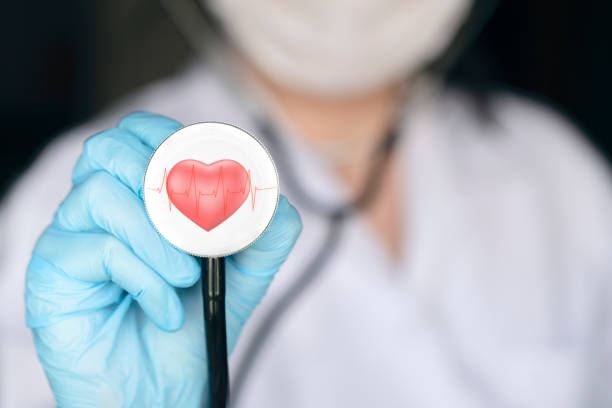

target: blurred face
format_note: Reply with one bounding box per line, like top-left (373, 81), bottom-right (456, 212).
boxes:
top-left (208, 0), bottom-right (473, 98)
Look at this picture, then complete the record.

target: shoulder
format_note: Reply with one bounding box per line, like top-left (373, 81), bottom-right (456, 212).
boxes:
top-left (437, 86), bottom-right (608, 179)
top-left (435, 86), bottom-right (612, 267)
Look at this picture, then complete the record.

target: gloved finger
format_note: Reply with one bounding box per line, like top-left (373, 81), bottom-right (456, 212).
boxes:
top-left (118, 111), bottom-right (183, 149)
top-left (54, 171), bottom-right (200, 288)
top-left (225, 195), bottom-right (301, 345)
top-left (31, 227), bottom-right (185, 331)
top-left (26, 253), bottom-right (124, 329)
top-left (72, 128), bottom-right (152, 197)
top-left (230, 195), bottom-right (302, 272)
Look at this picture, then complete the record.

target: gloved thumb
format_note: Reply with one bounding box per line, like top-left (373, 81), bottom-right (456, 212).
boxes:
top-left (230, 195), bottom-right (302, 272)
top-left (224, 195), bottom-right (301, 351)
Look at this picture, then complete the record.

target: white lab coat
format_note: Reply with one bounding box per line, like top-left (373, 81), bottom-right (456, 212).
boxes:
top-left (2, 62), bottom-right (612, 407)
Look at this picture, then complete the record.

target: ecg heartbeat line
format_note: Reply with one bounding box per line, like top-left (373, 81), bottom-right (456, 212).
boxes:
top-left (147, 165), bottom-right (277, 216)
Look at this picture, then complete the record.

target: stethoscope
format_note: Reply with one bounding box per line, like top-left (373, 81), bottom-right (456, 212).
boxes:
top-left (154, 1), bottom-right (502, 405)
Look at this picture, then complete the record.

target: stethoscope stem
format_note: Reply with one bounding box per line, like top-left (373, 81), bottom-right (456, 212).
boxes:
top-left (202, 257), bottom-right (229, 408)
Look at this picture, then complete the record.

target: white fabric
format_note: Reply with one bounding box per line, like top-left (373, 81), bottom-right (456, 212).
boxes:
top-left (208, 0), bottom-right (473, 97)
top-left (2, 63), bottom-right (612, 407)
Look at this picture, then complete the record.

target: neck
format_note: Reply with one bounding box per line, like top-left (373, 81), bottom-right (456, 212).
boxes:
top-left (262, 77), bottom-right (402, 144)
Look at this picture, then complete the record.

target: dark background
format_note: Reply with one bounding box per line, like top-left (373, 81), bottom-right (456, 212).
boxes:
top-left (1, 0), bottom-right (610, 197)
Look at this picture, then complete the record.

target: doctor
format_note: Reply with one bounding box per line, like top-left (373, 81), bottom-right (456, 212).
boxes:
top-left (2, 0), bottom-right (612, 406)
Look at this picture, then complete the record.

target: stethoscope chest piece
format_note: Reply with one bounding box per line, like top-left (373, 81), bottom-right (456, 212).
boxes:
top-left (144, 121), bottom-right (279, 257)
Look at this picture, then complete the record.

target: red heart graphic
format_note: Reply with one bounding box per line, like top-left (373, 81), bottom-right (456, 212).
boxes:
top-left (166, 159), bottom-right (251, 231)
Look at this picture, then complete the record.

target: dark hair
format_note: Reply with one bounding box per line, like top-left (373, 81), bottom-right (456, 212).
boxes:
top-left (429, 0), bottom-right (502, 120)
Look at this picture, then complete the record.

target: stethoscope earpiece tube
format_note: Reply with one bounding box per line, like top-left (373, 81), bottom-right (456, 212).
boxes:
top-left (202, 257), bottom-right (229, 408)
top-left (229, 122), bottom-right (400, 406)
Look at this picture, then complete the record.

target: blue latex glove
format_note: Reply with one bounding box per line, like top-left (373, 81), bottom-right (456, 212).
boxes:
top-left (25, 112), bottom-right (302, 407)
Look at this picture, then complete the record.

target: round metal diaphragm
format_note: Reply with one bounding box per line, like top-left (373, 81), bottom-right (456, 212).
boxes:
top-left (143, 122), bottom-right (279, 258)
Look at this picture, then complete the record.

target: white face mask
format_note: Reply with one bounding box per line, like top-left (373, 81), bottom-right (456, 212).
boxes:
top-left (207, 0), bottom-right (473, 98)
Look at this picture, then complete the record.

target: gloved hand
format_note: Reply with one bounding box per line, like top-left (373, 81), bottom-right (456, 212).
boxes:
top-left (25, 112), bottom-right (302, 407)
